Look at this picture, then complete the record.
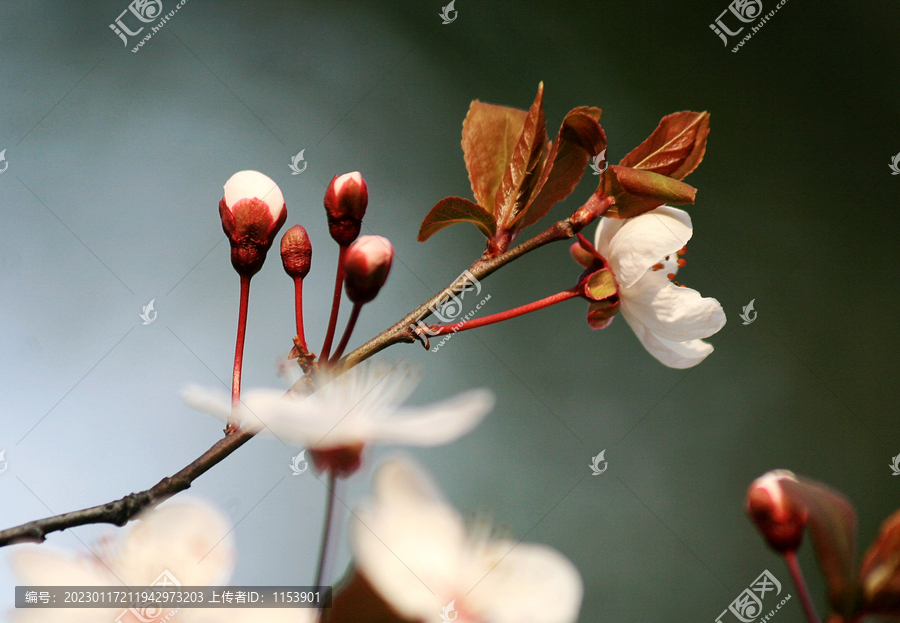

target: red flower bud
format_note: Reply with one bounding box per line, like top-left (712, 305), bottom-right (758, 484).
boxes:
top-left (324, 172), bottom-right (368, 246)
top-left (344, 235), bottom-right (393, 304)
top-left (746, 470), bottom-right (809, 554)
top-left (280, 225), bottom-right (312, 280)
top-left (219, 171), bottom-right (287, 277)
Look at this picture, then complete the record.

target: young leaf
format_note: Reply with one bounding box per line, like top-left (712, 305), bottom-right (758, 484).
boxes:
top-left (517, 107), bottom-right (606, 230)
top-left (602, 165), bottom-right (697, 219)
top-left (859, 507), bottom-right (900, 616)
top-left (418, 196), bottom-right (496, 242)
top-left (781, 477), bottom-right (860, 617)
top-left (619, 111), bottom-right (710, 180)
top-left (462, 101), bottom-right (528, 213)
top-left (492, 82), bottom-right (548, 233)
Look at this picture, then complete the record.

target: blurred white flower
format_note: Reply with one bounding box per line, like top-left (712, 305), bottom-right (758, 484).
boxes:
top-left (8, 499), bottom-right (312, 623)
top-left (351, 459), bottom-right (583, 623)
top-left (593, 206), bottom-right (726, 368)
top-left (183, 361), bottom-right (494, 476)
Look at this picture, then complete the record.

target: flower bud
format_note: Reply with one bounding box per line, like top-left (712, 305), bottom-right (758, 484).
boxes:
top-left (324, 172), bottom-right (368, 246)
top-left (219, 171), bottom-right (287, 277)
top-left (570, 241), bottom-right (595, 269)
top-left (344, 235), bottom-right (393, 304)
top-left (280, 225), bottom-right (312, 280)
top-left (746, 469), bottom-right (808, 554)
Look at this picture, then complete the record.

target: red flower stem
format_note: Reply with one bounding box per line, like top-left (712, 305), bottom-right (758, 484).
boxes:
top-left (293, 277), bottom-right (307, 350)
top-left (320, 245), bottom-right (347, 361)
top-left (784, 551), bottom-right (821, 623)
top-left (314, 471), bottom-right (342, 621)
top-left (330, 303), bottom-right (362, 363)
top-left (426, 288), bottom-right (580, 336)
top-left (231, 274), bottom-right (252, 417)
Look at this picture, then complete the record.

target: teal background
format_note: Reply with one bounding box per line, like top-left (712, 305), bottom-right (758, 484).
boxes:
top-left (1, 1), bottom-right (898, 621)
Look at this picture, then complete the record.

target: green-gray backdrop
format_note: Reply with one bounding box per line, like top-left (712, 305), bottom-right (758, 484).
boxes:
top-left (1, 1), bottom-right (898, 621)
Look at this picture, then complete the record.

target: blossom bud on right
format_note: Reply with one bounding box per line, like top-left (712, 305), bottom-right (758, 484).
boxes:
top-left (746, 469), bottom-right (808, 554)
top-left (280, 225), bottom-right (312, 280)
top-left (324, 172), bottom-right (368, 246)
top-left (344, 235), bottom-right (393, 304)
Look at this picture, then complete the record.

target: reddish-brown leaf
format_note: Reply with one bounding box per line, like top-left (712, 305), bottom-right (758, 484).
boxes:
top-left (516, 107), bottom-right (606, 230)
top-left (859, 507), bottom-right (900, 616)
top-left (461, 100), bottom-right (529, 212)
top-left (492, 82), bottom-right (548, 231)
top-left (418, 196), bottom-right (496, 241)
top-left (619, 111), bottom-right (710, 180)
top-left (602, 165), bottom-right (697, 219)
top-left (781, 477), bottom-right (860, 618)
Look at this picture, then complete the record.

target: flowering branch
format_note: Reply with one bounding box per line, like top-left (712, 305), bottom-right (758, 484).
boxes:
top-left (341, 200), bottom-right (608, 368)
top-left (0, 200), bottom-right (605, 549)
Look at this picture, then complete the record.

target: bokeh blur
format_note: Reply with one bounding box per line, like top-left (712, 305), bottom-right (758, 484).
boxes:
top-left (1, 1), bottom-right (898, 621)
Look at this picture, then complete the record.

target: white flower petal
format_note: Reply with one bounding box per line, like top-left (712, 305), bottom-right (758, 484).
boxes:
top-left (592, 215), bottom-right (625, 257)
top-left (621, 310), bottom-right (717, 369)
top-left (620, 271), bottom-right (726, 342)
top-left (113, 499), bottom-right (234, 586)
top-left (365, 389), bottom-right (494, 446)
top-left (223, 170), bottom-right (284, 220)
top-left (466, 541), bottom-right (583, 623)
top-left (10, 547), bottom-right (114, 586)
top-left (606, 207), bottom-right (692, 289)
top-left (181, 385), bottom-right (269, 433)
top-left (352, 459), bottom-right (466, 620)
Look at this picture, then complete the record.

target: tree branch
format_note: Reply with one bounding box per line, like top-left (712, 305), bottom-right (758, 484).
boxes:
top-left (342, 202), bottom-right (607, 368)
top-left (0, 430), bottom-right (254, 546)
top-left (0, 196), bottom-right (610, 548)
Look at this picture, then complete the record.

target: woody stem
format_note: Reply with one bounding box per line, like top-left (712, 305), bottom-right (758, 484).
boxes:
top-left (425, 288), bottom-right (580, 336)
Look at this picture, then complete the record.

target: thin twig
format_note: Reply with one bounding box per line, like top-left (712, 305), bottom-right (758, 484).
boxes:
top-left (0, 430), bottom-right (255, 546)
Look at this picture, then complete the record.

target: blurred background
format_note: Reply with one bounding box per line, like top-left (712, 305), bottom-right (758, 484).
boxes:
top-left (1, 0), bottom-right (898, 620)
